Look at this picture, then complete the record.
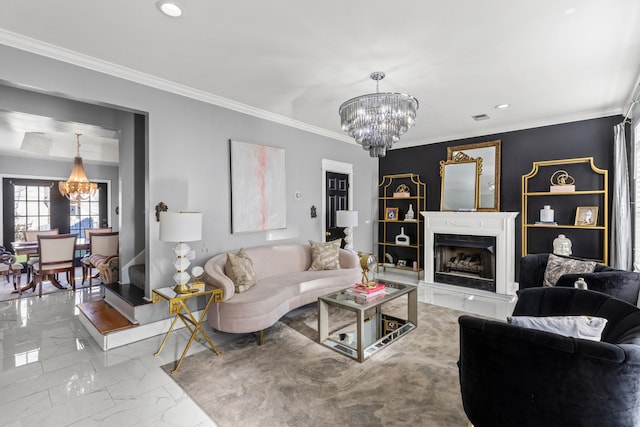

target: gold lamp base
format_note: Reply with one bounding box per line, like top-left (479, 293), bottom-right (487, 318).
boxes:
top-left (173, 283), bottom-right (192, 294)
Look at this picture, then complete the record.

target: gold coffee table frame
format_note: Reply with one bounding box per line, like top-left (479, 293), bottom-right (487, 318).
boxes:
top-left (152, 286), bottom-right (223, 373)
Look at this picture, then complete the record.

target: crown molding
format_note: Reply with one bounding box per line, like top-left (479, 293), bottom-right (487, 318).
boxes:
top-left (395, 107), bottom-right (623, 149)
top-left (0, 29), bottom-right (351, 144)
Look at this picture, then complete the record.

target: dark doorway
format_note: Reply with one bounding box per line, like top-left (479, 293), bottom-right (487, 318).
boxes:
top-left (325, 171), bottom-right (349, 246)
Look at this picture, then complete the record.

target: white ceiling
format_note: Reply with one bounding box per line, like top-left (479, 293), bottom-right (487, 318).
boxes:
top-left (0, 1), bottom-right (639, 157)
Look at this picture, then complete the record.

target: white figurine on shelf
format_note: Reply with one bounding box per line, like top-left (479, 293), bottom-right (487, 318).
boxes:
top-left (552, 234), bottom-right (572, 256)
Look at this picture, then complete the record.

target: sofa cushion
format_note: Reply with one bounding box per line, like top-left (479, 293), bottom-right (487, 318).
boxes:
top-left (543, 254), bottom-right (596, 287)
top-left (308, 240), bottom-right (341, 271)
top-left (224, 248), bottom-right (257, 293)
top-left (508, 315), bottom-right (608, 341)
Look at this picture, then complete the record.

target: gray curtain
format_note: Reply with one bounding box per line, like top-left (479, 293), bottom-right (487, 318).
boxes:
top-left (611, 123), bottom-right (632, 269)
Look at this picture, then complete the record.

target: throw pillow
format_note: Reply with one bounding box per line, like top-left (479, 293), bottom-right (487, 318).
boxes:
top-left (308, 240), bottom-right (341, 271)
top-left (543, 254), bottom-right (596, 287)
top-left (508, 315), bottom-right (608, 341)
top-left (224, 248), bottom-right (257, 293)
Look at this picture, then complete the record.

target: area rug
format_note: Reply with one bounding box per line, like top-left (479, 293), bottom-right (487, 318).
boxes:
top-left (0, 272), bottom-right (96, 302)
top-left (163, 301), bottom-right (470, 427)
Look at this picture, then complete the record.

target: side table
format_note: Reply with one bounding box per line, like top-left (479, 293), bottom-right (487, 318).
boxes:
top-left (152, 286), bottom-right (223, 373)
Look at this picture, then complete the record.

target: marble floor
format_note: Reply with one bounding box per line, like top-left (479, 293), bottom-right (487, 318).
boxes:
top-left (0, 275), bottom-right (516, 426)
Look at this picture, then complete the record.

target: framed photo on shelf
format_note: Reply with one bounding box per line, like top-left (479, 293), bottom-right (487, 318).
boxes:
top-left (385, 207), bottom-right (399, 221)
top-left (575, 206), bottom-right (598, 226)
top-left (384, 319), bottom-right (399, 335)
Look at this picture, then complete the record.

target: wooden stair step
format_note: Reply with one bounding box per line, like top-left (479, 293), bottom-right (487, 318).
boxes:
top-left (77, 300), bottom-right (138, 334)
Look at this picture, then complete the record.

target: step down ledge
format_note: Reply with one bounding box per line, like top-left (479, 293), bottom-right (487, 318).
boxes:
top-left (77, 300), bottom-right (138, 334)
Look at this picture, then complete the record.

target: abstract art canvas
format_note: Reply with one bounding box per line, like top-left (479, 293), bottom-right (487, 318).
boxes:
top-left (230, 140), bottom-right (286, 233)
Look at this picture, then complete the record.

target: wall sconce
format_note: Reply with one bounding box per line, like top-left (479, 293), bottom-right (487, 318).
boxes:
top-left (155, 202), bottom-right (168, 221)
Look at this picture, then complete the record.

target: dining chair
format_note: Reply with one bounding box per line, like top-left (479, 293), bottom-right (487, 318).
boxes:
top-left (23, 228), bottom-right (59, 285)
top-left (32, 234), bottom-right (77, 297)
top-left (81, 232), bottom-right (119, 286)
top-left (0, 246), bottom-right (23, 292)
top-left (83, 227), bottom-right (113, 240)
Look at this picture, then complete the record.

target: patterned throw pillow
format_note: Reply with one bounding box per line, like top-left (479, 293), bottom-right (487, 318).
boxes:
top-left (308, 240), bottom-right (341, 271)
top-left (224, 248), bottom-right (257, 293)
top-left (543, 254), bottom-right (596, 287)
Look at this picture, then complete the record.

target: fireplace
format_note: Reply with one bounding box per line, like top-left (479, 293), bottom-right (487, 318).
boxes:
top-left (434, 233), bottom-right (496, 292)
top-left (420, 212), bottom-right (518, 295)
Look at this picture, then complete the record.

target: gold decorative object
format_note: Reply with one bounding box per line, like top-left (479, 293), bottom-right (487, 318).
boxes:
top-left (447, 140), bottom-right (501, 212)
top-left (359, 253), bottom-right (377, 286)
top-left (58, 133), bottom-right (98, 201)
top-left (393, 183), bottom-right (411, 198)
top-left (549, 169), bottom-right (576, 192)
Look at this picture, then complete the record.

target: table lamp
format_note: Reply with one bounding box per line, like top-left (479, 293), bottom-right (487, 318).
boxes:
top-left (336, 210), bottom-right (358, 250)
top-left (159, 211), bottom-right (203, 294)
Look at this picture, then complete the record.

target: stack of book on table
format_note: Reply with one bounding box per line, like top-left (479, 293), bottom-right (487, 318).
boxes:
top-left (346, 283), bottom-right (386, 304)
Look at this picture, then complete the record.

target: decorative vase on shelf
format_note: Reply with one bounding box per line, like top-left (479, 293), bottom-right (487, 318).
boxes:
top-left (395, 227), bottom-right (410, 246)
top-left (540, 205), bottom-right (554, 223)
top-left (405, 204), bottom-right (415, 220)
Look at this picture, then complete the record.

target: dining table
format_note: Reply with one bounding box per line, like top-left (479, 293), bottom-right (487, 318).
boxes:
top-left (11, 238), bottom-right (90, 293)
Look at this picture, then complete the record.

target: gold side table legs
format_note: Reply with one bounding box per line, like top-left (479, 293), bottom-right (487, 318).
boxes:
top-left (153, 287), bottom-right (222, 374)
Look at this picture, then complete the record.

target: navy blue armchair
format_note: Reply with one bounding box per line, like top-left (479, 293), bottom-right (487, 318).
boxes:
top-left (458, 287), bottom-right (640, 427)
top-left (519, 253), bottom-right (640, 305)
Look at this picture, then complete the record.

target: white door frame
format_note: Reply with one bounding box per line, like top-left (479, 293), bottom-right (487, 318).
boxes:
top-left (321, 159), bottom-right (354, 245)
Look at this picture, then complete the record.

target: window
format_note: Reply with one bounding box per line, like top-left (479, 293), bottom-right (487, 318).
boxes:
top-left (69, 194), bottom-right (101, 238)
top-left (13, 183), bottom-right (52, 241)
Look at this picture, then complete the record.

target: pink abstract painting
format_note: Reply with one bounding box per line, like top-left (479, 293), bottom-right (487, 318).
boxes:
top-left (230, 140), bottom-right (287, 233)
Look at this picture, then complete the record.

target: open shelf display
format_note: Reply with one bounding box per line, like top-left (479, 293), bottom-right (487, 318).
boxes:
top-left (521, 157), bottom-right (608, 264)
top-left (378, 173), bottom-right (426, 277)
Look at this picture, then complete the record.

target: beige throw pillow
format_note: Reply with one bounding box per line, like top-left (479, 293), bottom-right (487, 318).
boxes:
top-left (224, 248), bottom-right (257, 293)
top-left (543, 254), bottom-right (596, 287)
top-left (308, 240), bottom-right (341, 271)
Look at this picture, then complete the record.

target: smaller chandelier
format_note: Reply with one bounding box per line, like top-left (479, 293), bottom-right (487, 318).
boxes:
top-left (339, 72), bottom-right (418, 158)
top-left (59, 133), bottom-right (98, 201)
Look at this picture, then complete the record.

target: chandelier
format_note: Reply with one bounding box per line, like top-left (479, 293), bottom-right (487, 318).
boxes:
top-left (58, 133), bottom-right (98, 201)
top-left (339, 72), bottom-right (418, 158)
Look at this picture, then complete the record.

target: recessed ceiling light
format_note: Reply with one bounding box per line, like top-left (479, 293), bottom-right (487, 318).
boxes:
top-left (156, 1), bottom-right (183, 17)
top-left (495, 103), bottom-right (510, 109)
top-left (472, 114), bottom-right (490, 121)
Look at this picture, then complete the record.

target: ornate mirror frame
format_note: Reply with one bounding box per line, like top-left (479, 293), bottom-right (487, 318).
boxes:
top-left (447, 139), bottom-right (501, 212)
top-left (439, 156), bottom-right (482, 211)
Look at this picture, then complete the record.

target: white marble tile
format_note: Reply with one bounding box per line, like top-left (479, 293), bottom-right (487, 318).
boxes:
top-left (0, 272), bottom-right (517, 426)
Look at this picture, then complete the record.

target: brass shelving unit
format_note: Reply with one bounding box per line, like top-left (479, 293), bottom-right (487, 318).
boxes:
top-left (521, 157), bottom-right (608, 264)
top-left (377, 173), bottom-right (427, 278)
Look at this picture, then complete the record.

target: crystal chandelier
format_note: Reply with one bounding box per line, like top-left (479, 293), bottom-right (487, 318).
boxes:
top-left (58, 133), bottom-right (98, 201)
top-left (339, 72), bottom-right (419, 158)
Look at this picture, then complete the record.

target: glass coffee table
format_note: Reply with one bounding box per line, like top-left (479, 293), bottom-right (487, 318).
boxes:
top-left (318, 282), bottom-right (417, 362)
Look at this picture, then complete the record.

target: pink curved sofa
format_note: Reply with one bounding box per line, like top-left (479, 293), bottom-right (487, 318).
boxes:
top-left (204, 243), bottom-right (360, 344)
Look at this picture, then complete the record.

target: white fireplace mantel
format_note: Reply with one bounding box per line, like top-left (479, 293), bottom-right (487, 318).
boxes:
top-left (420, 211), bottom-right (519, 295)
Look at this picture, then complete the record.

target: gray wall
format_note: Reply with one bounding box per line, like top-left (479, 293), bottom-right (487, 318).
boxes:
top-left (0, 44), bottom-right (378, 296)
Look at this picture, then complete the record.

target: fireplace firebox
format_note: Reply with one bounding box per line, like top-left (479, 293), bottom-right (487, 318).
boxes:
top-left (434, 234), bottom-right (496, 292)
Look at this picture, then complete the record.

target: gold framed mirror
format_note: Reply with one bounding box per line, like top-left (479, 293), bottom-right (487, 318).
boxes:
top-left (447, 140), bottom-right (501, 211)
top-left (439, 156), bottom-right (482, 211)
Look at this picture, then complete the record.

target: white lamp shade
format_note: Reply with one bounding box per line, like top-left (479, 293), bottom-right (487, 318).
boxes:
top-left (336, 210), bottom-right (359, 227)
top-left (160, 211), bottom-right (203, 242)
